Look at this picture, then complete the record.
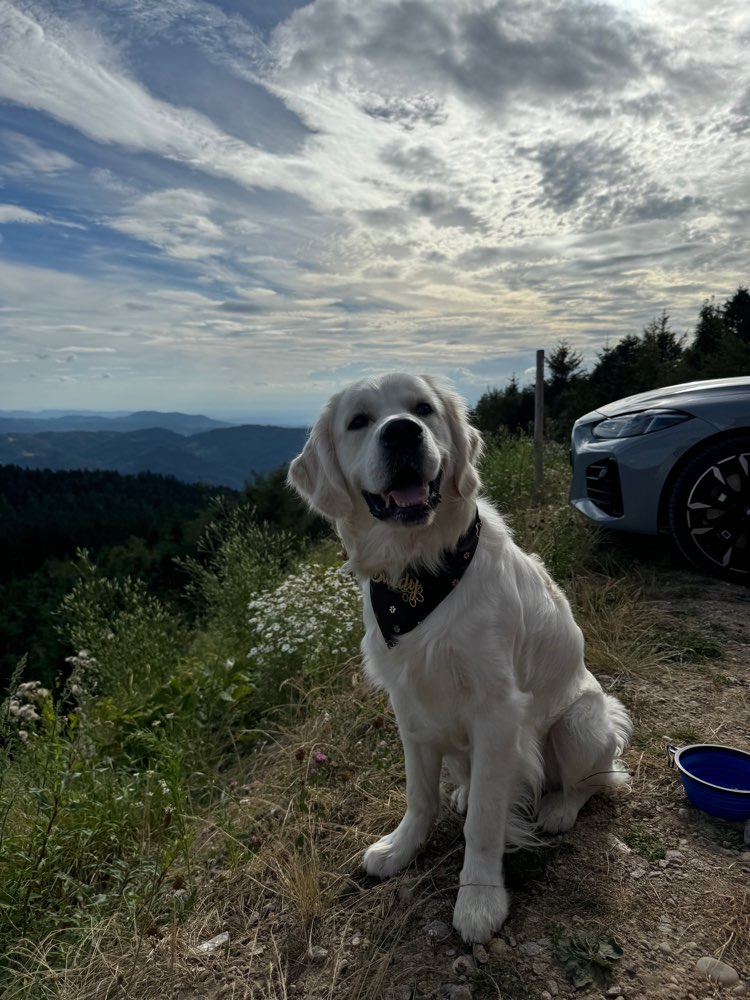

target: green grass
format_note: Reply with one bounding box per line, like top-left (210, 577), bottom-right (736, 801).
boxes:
top-left (621, 824), bottom-right (667, 861)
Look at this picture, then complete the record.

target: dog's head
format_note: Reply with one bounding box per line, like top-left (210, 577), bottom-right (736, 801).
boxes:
top-left (288, 373), bottom-right (482, 532)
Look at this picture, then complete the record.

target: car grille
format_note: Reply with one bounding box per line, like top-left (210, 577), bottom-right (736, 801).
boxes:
top-left (585, 459), bottom-right (624, 517)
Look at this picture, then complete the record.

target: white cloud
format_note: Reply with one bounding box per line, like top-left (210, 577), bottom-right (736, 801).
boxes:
top-left (109, 189), bottom-right (224, 260)
top-left (0, 204), bottom-right (47, 223)
top-left (0, 202), bottom-right (84, 228)
top-left (0, 130), bottom-right (76, 176)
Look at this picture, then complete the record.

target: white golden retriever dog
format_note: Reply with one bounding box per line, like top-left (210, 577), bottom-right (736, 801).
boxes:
top-left (288, 373), bottom-right (631, 943)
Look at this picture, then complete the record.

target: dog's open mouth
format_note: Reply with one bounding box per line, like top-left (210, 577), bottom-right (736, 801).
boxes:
top-left (363, 469), bottom-right (442, 523)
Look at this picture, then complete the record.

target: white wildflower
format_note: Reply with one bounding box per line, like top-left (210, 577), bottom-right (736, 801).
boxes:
top-left (247, 564), bottom-right (362, 673)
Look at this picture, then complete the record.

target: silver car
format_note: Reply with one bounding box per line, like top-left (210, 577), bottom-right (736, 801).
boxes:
top-left (569, 377), bottom-right (750, 583)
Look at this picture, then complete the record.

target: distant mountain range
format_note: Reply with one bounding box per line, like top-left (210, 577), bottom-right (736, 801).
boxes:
top-left (0, 412), bottom-right (309, 488)
top-left (0, 410), bottom-right (233, 435)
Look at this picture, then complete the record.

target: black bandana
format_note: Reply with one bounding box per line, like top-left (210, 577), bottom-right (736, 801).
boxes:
top-left (370, 509), bottom-right (482, 649)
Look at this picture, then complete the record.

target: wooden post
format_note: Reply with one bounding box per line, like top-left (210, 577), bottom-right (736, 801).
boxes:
top-left (534, 349), bottom-right (544, 503)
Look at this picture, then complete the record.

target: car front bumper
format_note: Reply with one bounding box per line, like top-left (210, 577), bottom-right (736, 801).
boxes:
top-left (569, 411), bottom-right (718, 535)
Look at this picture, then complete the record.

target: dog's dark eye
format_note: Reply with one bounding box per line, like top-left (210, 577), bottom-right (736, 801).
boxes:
top-left (348, 413), bottom-right (370, 431)
top-left (414, 402), bottom-right (433, 417)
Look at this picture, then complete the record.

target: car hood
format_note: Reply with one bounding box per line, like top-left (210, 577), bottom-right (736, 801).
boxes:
top-left (594, 377), bottom-right (750, 417)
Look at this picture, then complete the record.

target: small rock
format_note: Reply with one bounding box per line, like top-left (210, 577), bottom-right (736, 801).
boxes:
top-left (519, 941), bottom-right (544, 956)
top-left (195, 931), bottom-right (229, 954)
top-left (425, 920), bottom-right (452, 941)
top-left (677, 808), bottom-right (690, 822)
top-left (630, 867), bottom-right (647, 879)
top-left (546, 980), bottom-right (559, 996)
top-left (351, 936), bottom-right (361, 947)
top-left (308, 945), bottom-right (328, 963)
top-left (472, 943), bottom-right (488, 965)
top-left (445, 947), bottom-right (457, 957)
top-left (541, 993), bottom-right (552, 1000)
top-left (605, 986), bottom-right (624, 997)
top-left (488, 937), bottom-right (508, 959)
top-left (443, 987), bottom-right (473, 1000)
top-left (452, 955), bottom-right (475, 976)
top-left (658, 942), bottom-right (673, 955)
top-left (665, 850), bottom-right (684, 863)
top-left (532, 961), bottom-right (547, 977)
top-left (335, 957), bottom-right (349, 977)
top-left (732, 985), bottom-right (746, 996)
top-left (608, 835), bottom-right (633, 854)
top-left (695, 957), bottom-right (739, 986)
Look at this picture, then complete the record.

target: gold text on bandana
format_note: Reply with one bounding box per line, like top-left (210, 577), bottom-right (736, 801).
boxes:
top-left (371, 571), bottom-right (425, 608)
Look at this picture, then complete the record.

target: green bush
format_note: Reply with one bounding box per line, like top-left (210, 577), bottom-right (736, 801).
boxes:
top-left (57, 555), bottom-right (184, 710)
top-left (180, 497), bottom-right (298, 653)
top-left (0, 683), bottom-right (192, 966)
top-left (0, 504), bottom-right (311, 973)
top-left (480, 433), bottom-right (597, 579)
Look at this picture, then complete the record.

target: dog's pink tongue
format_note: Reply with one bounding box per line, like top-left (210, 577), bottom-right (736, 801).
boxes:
top-left (387, 484), bottom-right (428, 508)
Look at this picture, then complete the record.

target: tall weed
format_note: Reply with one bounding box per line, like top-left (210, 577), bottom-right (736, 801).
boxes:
top-left (481, 433), bottom-right (598, 579)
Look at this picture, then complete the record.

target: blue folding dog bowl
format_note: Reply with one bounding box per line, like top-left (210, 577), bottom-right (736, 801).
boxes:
top-left (668, 744), bottom-right (750, 821)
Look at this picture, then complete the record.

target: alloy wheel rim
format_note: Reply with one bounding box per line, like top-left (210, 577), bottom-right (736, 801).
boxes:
top-left (686, 451), bottom-right (749, 575)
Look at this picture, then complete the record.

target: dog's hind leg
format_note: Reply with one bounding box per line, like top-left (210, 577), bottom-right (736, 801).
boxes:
top-left (538, 690), bottom-right (631, 834)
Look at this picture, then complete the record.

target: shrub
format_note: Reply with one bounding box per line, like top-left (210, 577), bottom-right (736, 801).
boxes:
top-left (247, 562), bottom-right (363, 704)
top-left (180, 498), bottom-right (298, 653)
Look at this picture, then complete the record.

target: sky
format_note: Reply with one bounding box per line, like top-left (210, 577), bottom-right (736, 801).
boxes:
top-left (0, 0), bottom-right (749, 424)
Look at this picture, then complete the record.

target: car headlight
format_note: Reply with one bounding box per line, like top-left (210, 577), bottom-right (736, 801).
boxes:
top-left (592, 409), bottom-right (692, 439)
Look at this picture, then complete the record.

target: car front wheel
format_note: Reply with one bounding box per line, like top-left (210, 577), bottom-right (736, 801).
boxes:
top-left (667, 436), bottom-right (750, 584)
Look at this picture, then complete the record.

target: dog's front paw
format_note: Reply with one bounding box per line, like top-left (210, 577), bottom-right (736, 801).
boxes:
top-left (363, 831), bottom-right (418, 879)
top-left (452, 883), bottom-right (509, 943)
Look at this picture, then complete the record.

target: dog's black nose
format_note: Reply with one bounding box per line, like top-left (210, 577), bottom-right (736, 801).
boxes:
top-left (381, 417), bottom-right (423, 449)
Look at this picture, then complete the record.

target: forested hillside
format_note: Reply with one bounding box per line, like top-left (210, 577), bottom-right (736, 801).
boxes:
top-left (0, 464), bottom-right (326, 690)
top-left (0, 423), bottom-right (308, 488)
top-left (0, 467), bottom-right (233, 688)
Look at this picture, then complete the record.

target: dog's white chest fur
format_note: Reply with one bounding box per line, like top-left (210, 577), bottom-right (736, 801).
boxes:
top-left (363, 622), bottom-right (472, 749)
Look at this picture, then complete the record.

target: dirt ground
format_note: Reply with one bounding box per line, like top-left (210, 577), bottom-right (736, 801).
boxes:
top-left (169, 562), bottom-right (749, 1000)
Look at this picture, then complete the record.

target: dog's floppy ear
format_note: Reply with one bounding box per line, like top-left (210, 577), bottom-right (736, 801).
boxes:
top-left (287, 396), bottom-right (353, 520)
top-left (423, 376), bottom-right (483, 500)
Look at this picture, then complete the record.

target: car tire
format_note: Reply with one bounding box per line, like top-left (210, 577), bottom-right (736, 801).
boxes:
top-left (667, 435), bottom-right (750, 584)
